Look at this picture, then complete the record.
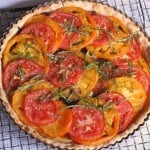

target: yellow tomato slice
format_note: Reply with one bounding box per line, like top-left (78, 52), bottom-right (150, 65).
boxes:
top-left (75, 66), bottom-right (98, 97)
top-left (108, 77), bottom-right (147, 115)
top-left (2, 34), bottom-right (49, 72)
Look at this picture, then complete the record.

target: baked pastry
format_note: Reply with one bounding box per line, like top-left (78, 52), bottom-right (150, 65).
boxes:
top-left (0, 1), bottom-right (150, 149)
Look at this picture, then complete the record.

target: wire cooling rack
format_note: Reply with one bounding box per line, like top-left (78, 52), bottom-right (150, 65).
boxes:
top-left (0, 0), bottom-right (150, 150)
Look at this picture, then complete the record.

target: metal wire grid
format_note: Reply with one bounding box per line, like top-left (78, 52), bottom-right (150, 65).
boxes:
top-left (0, 0), bottom-right (150, 149)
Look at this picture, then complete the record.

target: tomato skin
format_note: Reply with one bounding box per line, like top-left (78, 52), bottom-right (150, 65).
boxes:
top-left (2, 59), bottom-right (44, 95)
top-left (89, 14), bottom-right (114, 47)
top-left (99, 92), bottom-right (134, 132)
top-left (21, 23), bottom-right (56, 53)
top-left (69, 106), bottom-right (105, 143)
top-left (46, 51), bottom-right (84, 87)
top-left (50, 11), bottom-right (82, 50)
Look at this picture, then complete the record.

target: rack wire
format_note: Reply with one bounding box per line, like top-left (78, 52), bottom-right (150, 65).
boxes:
top-left (0, 0), bottom-right (150, 150)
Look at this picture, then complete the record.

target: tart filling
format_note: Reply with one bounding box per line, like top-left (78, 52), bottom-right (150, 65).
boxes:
top-left (0, 1), bottom-right (150, 149)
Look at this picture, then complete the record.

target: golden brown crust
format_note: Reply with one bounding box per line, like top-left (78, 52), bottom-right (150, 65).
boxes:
top-left (0, 1), bottom-right (150, 149)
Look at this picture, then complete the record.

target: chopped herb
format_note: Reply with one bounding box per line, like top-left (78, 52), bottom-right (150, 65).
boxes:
top-left (102, 101), bottom-right (114, 111)
top-left (36, 92), bottom-right (52, 102)
top-left (31, 74), bottom-right (44, 81)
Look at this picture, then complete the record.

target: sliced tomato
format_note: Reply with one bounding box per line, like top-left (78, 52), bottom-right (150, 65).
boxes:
top-left (99, 92), bottom-right (134, 132)
top-left (111, 60), bottom-right (150, 92)
top-left (108, 77), bottom-right (147, 115)
top-left (50, 11), bottom-right (83, 50)
top-left (2, 34), bottom-right (49, 71)
top-left (22, 15), bottom-right (63, 54)
top-left (109, 16), bottom-right (129, 33)
top-left (82, 110), bottom-right (120, 145)
top-left (2, 59), bottom-right (44, 95)
top-left (46, 51), bottom-right (84, 87)
top-left (21, 23), bottom-right (56, 53)
top-left (112, 38), bottom-right (142, 64)
top-left (40, 105), bottom-right (72, 137)
top-left (12, 81), bottom-right (53, 127)
top-left (69, 106), bottom-right (105, 144)
top-left (89, 14), bottom-right (114, 47)
top-left (23, 89), bottom-right (60, 125)
top-left (75, 66), bottom-right (99, 97)
top-left (53, 6), bottom-right (98, 50)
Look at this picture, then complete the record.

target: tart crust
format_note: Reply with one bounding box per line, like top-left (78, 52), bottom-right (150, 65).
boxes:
top-left (0, 1), bottom-right (150, 149)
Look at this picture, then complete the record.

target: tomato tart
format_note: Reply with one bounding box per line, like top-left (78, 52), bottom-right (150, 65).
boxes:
top-left (0, 1), bottom-right (150, 149)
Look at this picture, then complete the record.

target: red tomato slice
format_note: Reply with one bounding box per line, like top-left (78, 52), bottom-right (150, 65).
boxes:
top-left (21, 23), bottom-right (55, 53)
top-left (47, 51), bottom-right (84, 87)
top-left (23, 89), bottom-right (60, 125)
top-left (2, 59), bottom-right (44, 95)
top-left (89, 14), bottom-right (114, 47)
top-left (50, 11), bottom-right (83, 50)
top-left (99, 92), bottom-right (134, 132)
top-left (69, 106), bottom-right (105, 144)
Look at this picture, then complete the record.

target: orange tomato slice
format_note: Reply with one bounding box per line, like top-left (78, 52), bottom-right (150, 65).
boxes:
top-left (40, 105), bottom-right (72, 138)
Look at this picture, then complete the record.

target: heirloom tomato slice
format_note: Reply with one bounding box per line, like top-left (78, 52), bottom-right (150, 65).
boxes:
top-left (108, 77), bottom-right (147, 115)
top-left (99, 92), bottom-right (134, 132)
top-left (21, 15), bottom-right (63, 54)
top-left (12, 81), bottom-right (53, 127)
top-left (40, 104), bottom-right (72, 137)
top-left (89, 14), bottom-right (115, 47)
top-left (84, 109), bottom-right (120, 145)
top-left (2, 34), bottom-right (49, 71)
top-left (111, 60), bottom-right (150, 92)
top-left (69, 106), bottom-right (105, 144)
top-left (50, 11), bottom-right (83, 50)
top-left (3, 59), bottom-right (44, 95)
top-left (53, 6), bottom-right (98, 50)
top-left (23, 89), bottom-right (60, 125)
top-left (46, 51), bottom-right (84, 87)
top-left (75, 66), bottom-right (99, 97)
